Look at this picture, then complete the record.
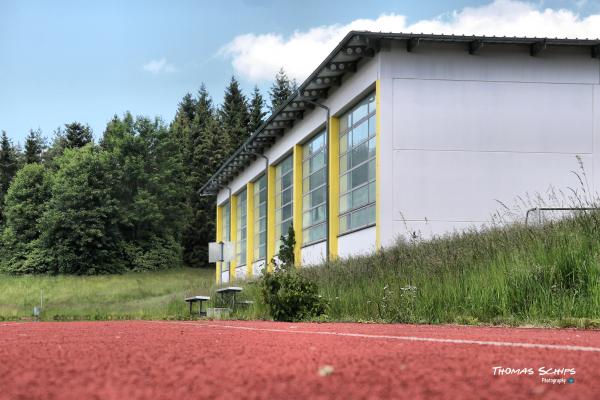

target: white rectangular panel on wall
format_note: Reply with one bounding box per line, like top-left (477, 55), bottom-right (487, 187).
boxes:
top-left (393, 150), bottom-right (594, 223)
top-left (301, 242), bottom-right (327, 266)
top-left (338, 226), bottom-right (376, 259)
top-left (392, 79), bottom-right (593, 153)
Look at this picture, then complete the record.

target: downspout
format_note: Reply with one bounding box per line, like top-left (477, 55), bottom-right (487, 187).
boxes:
top-left (300, 96), bottom-right (331, 262)
top-left (224, 186), bottom-right (232, 283)
top-left (243, 145), bottom-right (270, 269)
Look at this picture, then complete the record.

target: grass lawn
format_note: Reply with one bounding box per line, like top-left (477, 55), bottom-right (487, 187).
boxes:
top-left (0, 268), bottom-right (215, 321)
top-left (3, 213), bottom-right (600, 328)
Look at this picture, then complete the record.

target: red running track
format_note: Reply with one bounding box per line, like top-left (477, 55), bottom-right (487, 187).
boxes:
top-left (1, 320), bottom-right (599, 399)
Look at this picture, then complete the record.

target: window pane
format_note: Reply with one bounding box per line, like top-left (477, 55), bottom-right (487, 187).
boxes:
top-left (340, 114), bottom-right (350, 133)
top-left (309, 169), bottom-right (325, 190)
top-left (282, 187), bottom-right (292, 205)
top-left (352, 185), bottom-right (369, 209)
top-left (351, 140), bottom-right (369, 168)
top-left (302, 177), bottom-right (310, 194)
top-left (282, 204), bottom-right (292, 221)
top-left (339, 193), bottom-right (349, 214)
top-left (310, 186), bottom-right (325, 208)
top-left (368, 137), bottom-right (376, 158)
top-left (355, 100), bottom-right (369, 121)
top-left (368, 94), bottom-right (376, 114)
top-left (339, 214), bottom-right (349, 232)
top-left (281, 219), bottom-right (292, 237)
top-left (369, 158), bottom-right (376, 181)
top-left (351, 162), bottom-right (368, 188)
top-left (282, 172), bottom-right (292, 189)
top-left (311, 204), bottom-right (325, 224)
top-left (259, 217), bottom-right (266, 232)
top-left (352, 121), bottom-right (369, 146)
top-left (340, 133), bottom-right (348, 154)
top-left (369, 181), bottom-right (376, 203)
top-left (310, 152), bottom-right (325, 173)
top-left (369, 115), bottom-right (376, 137)
top-left (339, 154), bottom-right (348, 174)
top-left (309, 224), bottom-right (326, 242)
top-left (351, 206), bottom-right (369, 230)
top-left (303, 211), bottom-right (311, 226)
top-left (339, 173), bottom-right (348, 194)
top-left (259, 189), bottom-right (267, 204)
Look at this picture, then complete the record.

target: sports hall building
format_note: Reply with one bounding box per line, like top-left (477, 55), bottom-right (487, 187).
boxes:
top-left (199, 31), bottom-right (600, 283)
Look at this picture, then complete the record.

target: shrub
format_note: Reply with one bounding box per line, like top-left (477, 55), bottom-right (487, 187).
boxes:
top-left (258, 225), bottom-right (327, 322)
top-left (259, 269), bottom-right (327, 322)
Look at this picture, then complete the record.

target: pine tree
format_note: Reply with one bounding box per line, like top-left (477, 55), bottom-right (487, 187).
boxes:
top-left (219, 76), bottom-right (250, 155)
top-left (0, 131), bottom-right (20, 222)
top-left (269, 68), bottom-right (297, 112)
top-left (64, 122), bottom-right (93, 148)
top-left (182, 87), bottom-right (228, 267)
top-left (170, 93), bottom-right (197, 150)
top-left (248, 86), bottom-right (267, 134)
top-left (24, 129), bottom-right (45, 164)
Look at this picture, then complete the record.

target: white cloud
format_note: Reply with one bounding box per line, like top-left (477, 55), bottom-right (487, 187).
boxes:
top-left (220, 0), bottom-right (600, 82)
top-left (142, 58), bottom-right (177, 74)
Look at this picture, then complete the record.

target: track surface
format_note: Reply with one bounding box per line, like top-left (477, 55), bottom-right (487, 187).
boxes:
top-left (1, 321), bottom-right (599, 399)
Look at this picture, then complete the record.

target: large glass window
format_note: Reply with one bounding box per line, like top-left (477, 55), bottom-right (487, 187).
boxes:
top-left (221, 201), bottom-right (230, 273)
top-left (275, 155), bottom-right (293, 252)
top-left (235, 189), bottom-right (247, 266)
top-left (339, 93), bottom-right (376, 233)
top-left (302, 131), bottom-right (327, 244)
top-left (253, 175), bottom-right (267, 261)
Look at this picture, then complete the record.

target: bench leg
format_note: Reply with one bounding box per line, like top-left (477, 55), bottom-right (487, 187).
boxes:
top-left (189, 301), bottom-right (192, 316)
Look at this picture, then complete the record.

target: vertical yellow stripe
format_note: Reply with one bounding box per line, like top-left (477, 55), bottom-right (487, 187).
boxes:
top-left (328, 117), bottom-right (340, 260)
top-left (267, 165), bottom-right (276, 271)
top-left (246, 182), bottom-right (255, 277)
top-left (230, 195), bottom-right (238, 281)
top-left (292, 145), bottom-right (303, 266)
top-left (215, 205), bottom-right (222, 284)
top-left (375, 80), bottom-right (381, 249)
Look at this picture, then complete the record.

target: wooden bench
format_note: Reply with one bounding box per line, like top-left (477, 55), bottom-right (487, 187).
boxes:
top-left (184, 296), bottom-right (210, 317)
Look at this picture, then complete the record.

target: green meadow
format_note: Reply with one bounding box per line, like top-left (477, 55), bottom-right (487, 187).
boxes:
top-left (2, 212), bottom-right (600, 328)
top-left (0, 268), bottom-right (214, 320)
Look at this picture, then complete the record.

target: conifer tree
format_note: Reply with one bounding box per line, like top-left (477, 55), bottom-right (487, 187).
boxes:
top-left (64, 122), bottom-right (93, 148)
top-left (219, 76), bottom-right (250, 155)
top-left (248, 85), bottom-right (267, 134)
top-left (0, 131), bottom-right (20, 222)
top-left (24, 129), bottom-right (45, 164)
top-left (183, 87), bottom-right (228, 267)
top-left (170, 93), bottom-right (197, 151)
top-left (269, 68), bottom-right (297, 112)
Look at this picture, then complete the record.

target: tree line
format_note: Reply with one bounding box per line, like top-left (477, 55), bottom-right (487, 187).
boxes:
top-left (0, 68), bottom-right (297, 274)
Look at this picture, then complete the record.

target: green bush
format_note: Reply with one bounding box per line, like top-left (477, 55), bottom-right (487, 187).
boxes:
top-left (258, 225), bottom-right (327, 322)
top-left (259, 269), bottom-right (327, 322)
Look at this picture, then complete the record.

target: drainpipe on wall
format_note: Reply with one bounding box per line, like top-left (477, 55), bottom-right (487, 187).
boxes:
top-left (224, 186), bottom-right (232, 283)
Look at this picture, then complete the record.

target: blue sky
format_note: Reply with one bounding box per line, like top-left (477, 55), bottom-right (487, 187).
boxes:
top-left (1, 0), bottom-right (599, 144)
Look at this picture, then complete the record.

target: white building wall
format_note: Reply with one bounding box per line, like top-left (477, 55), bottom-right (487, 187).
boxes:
top-left (338, 226), bottom-right (377, 259)
top-left (301, 241), bottom-right (327, 266)
top-left (380, 40), bottom-right (600, 243)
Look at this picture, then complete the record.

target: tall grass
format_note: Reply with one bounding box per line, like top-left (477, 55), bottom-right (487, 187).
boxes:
top-left (0, 268), bottom-right (215, 320)
top-left (293, 212), bottom-right (600, 327)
